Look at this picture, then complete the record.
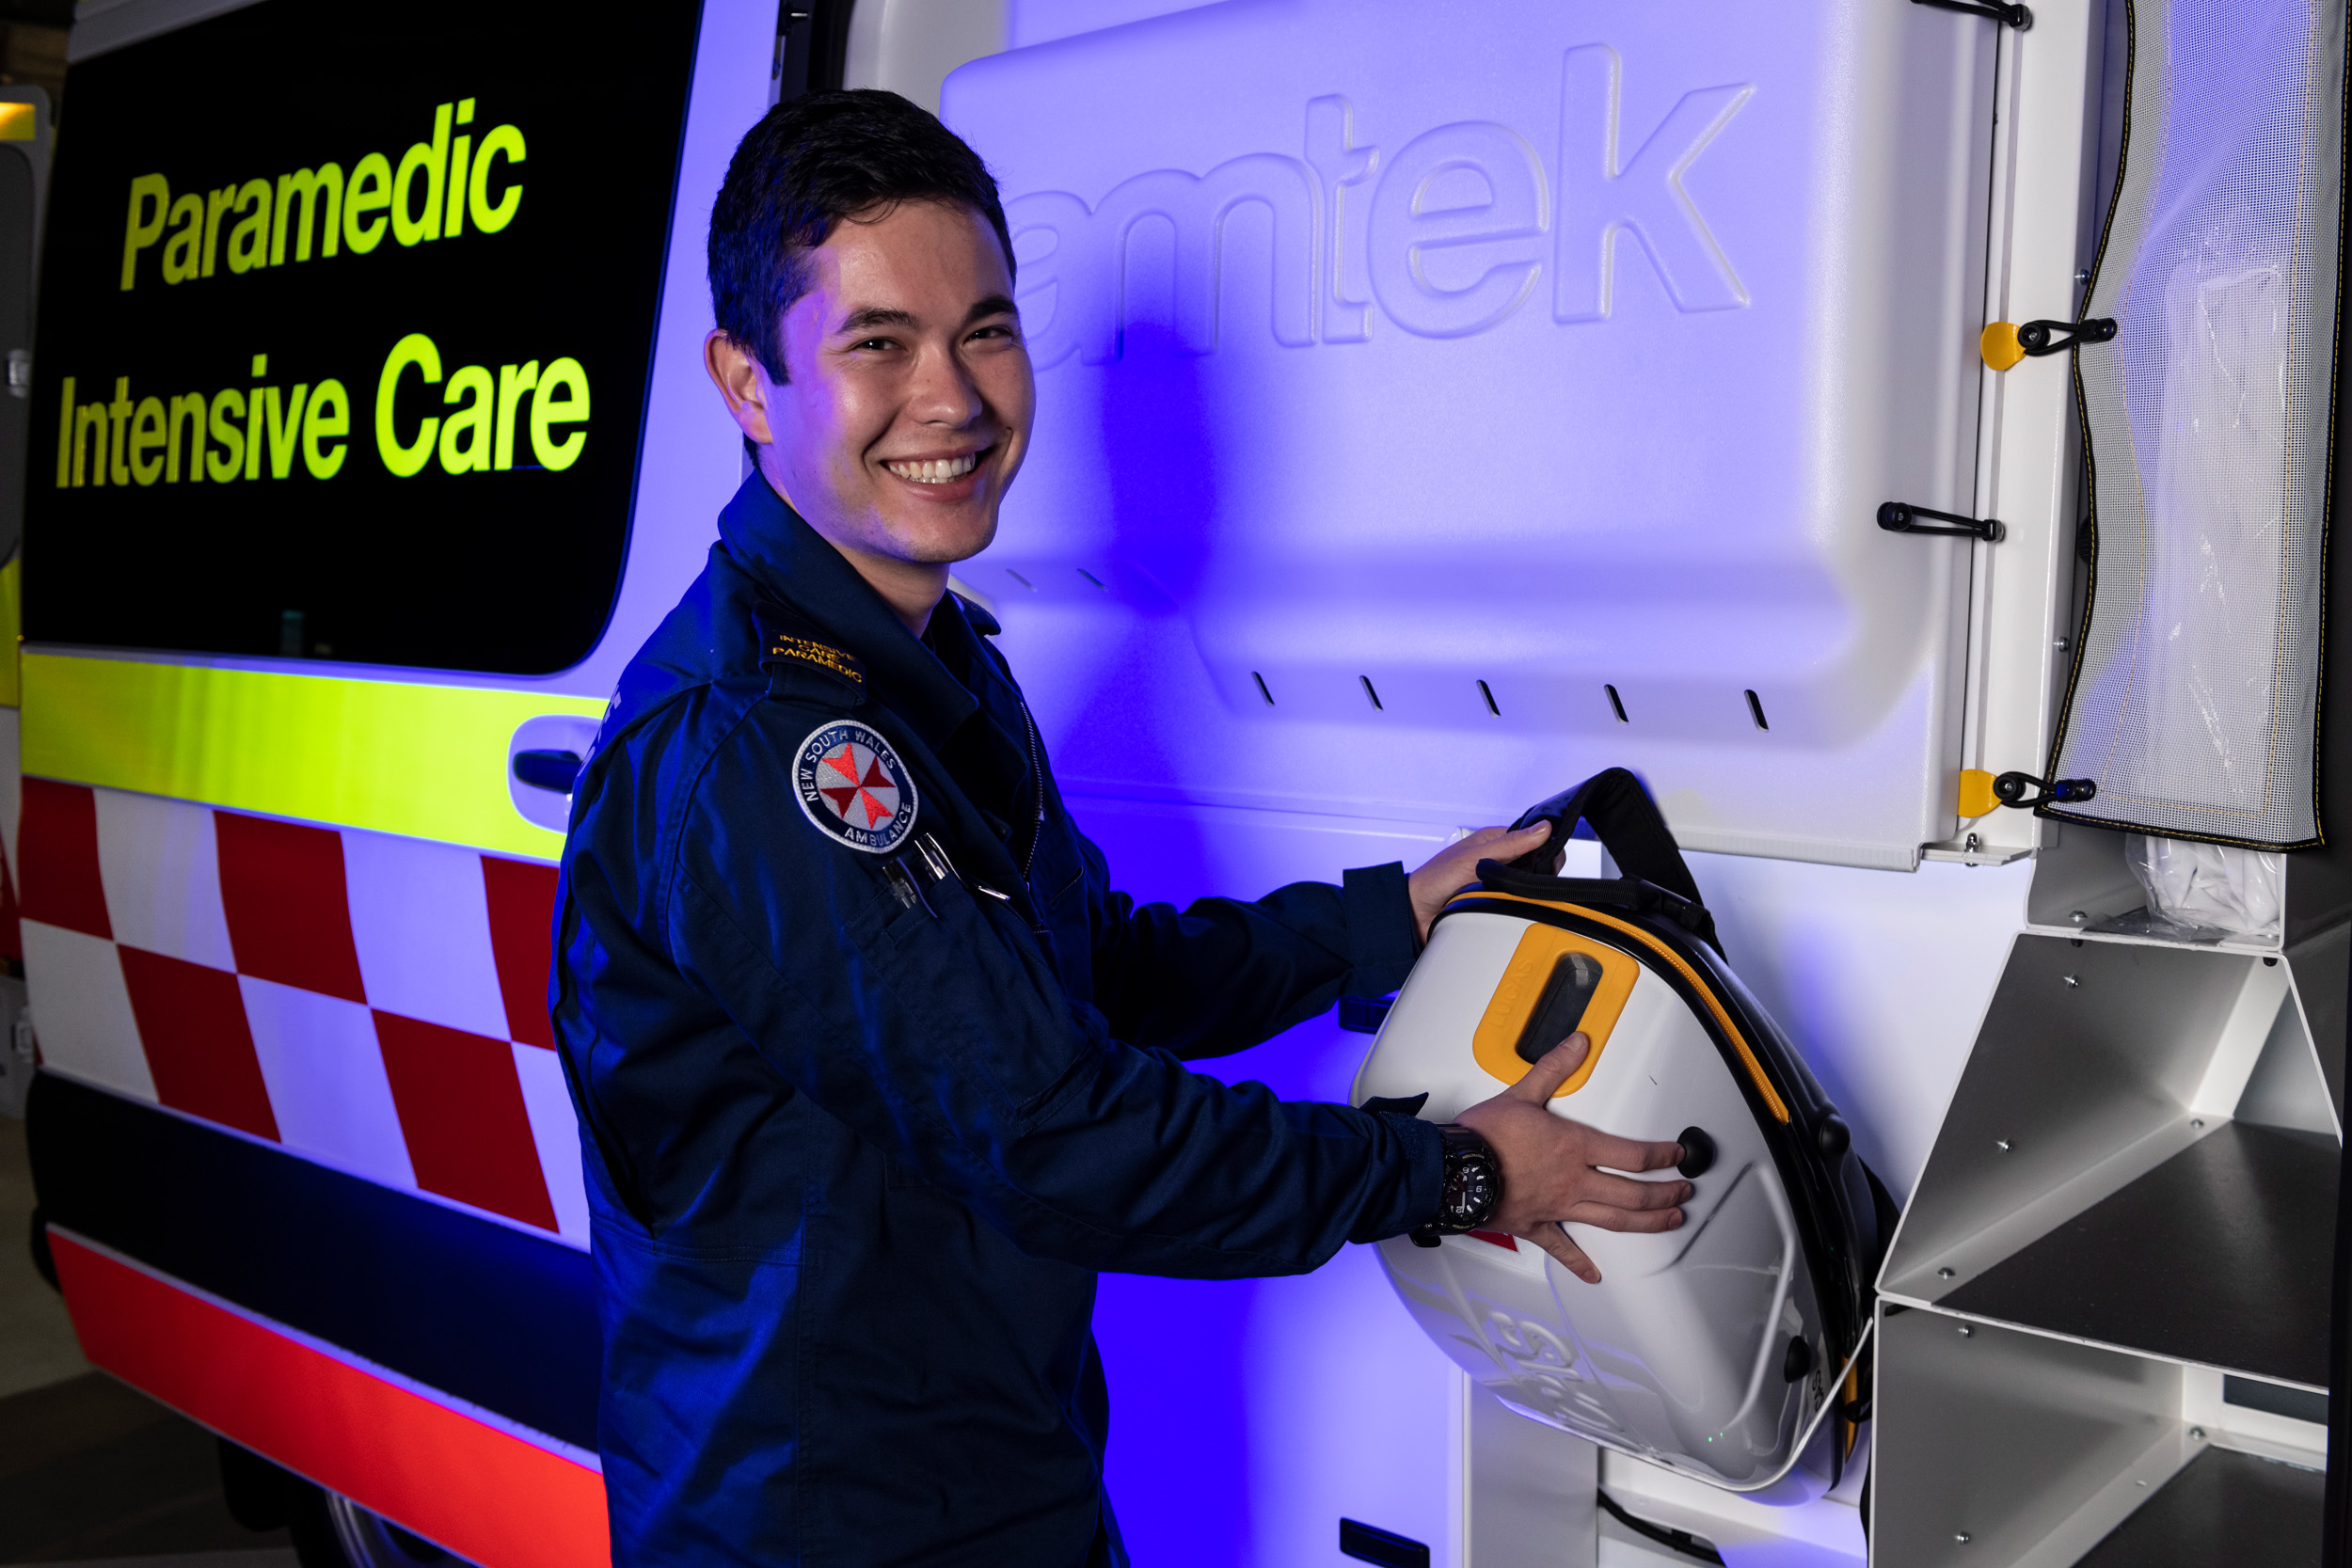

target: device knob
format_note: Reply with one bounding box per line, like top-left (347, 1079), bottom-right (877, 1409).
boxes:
top-left (1676, 1126), bottom-right (1715, 1178)
top-left (1815, 1115), bottom-right (1851, 1159)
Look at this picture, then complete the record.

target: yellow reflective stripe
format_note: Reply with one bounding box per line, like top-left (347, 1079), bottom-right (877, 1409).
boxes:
top-left (0, 560), bottom-right (20, 707)
top-left (22, 654), bottom-right (603, 860)
top-left (1446, 889), bottom-right (1792, 1123)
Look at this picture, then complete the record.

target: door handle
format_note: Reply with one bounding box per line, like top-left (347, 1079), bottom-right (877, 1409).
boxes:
top-left (512, 749), bottom-right (583, 794)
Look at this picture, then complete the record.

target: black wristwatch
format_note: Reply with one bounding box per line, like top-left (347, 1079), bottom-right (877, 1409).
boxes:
top-left (1410, 1124), bottom-right (1502, 1246)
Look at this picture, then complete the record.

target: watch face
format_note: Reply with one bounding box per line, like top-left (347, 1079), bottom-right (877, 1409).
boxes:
top-left (1444, 1160), bottom-right (1498, 1227)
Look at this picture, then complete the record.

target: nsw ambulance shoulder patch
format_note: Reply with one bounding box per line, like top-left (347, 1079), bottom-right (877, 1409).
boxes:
top-left (793, 721), bottom-right (917, 853)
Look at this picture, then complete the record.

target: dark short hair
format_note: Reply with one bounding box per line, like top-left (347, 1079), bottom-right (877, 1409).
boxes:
top-left (708, 88), bottom-right (1015, 381)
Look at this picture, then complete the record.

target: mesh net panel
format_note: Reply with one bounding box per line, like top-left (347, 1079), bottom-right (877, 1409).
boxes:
top-left (2052, 0), bottom-right (2345, 848)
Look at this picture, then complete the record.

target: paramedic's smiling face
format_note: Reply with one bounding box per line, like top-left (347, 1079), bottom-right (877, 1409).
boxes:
top-left (743, 199), bottom-right (1031, 626)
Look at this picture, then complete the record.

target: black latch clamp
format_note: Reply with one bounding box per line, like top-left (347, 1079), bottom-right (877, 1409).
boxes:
top-left (2015, 317), bottom-right (2117, 356)
top-left (1879, 502), bottom-right (2005, 543)
top-left (1912, 0), bottom-right (2032, 26)
top-left (1994, 770), bottom-right (2097, 808)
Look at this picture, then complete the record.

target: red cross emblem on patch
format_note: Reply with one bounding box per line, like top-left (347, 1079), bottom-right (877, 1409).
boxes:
top-left (793, 721), bottom-right (918, 852)
top-left (816, 739), bottom-right (898, 829)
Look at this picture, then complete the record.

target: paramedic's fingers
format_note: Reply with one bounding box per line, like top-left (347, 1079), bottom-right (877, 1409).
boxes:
top-left (1406, 823), bottom-right (1553, 941)
top-left (1578, 1127), bottom-right (1692, 1176)
top-left (1526, 1226), bottom-right (1602, 1285)
top-left (1505, 1032), bottom-right (1591, 1101)
top-left (1559, 1200), bottom-right (1687, 1233)
top-left (1524, 1202), bottom-right (1687, 1286)
top-left (1567, 1167), bottom-right (1689, 1212)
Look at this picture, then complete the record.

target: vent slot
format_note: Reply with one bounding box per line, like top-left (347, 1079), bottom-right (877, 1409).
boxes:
top-left (1745, 689), bottom-right (1770, 730)
top-left (1478, 679), bottom-right (1501, 716)
top-left (1339, 1519), bottom-right (1430, 1568)
top-left (1360, 675), bottom-right (1384, 710)
top-left (1251, 672), bottom-right (1275, 705)
top-left (1605, 685), bottom-right (1629, 723)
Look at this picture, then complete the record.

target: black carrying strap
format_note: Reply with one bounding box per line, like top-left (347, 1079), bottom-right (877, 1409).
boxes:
top-left (1506, 768), bottom-right (1703, 902)
top-left (1483, 769), bottom-right (1722, 955)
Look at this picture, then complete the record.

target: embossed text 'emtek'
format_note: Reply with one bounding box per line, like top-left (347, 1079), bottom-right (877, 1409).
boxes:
top-left (1007, 46), bottom-right (1755, 363)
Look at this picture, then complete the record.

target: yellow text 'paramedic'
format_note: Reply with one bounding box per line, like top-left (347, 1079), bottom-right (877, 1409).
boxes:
top-left (53, 339), bottom-right (589, 488)
top-left (116, 98), bottom-right (523, 290)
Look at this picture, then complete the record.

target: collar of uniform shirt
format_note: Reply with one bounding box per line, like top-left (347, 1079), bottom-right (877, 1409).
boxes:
top-left (923, 599), bottom-right (1044, 861)
top-left (716, 471), bottom-right (982, 754)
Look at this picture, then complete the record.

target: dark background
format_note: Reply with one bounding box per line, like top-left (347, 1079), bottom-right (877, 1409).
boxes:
top-left (24, 0), bottom-right (703, 673)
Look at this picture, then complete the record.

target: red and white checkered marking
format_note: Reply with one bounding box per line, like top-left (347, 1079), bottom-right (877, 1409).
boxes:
top-left (19, 780), bottom-right (585, 1245)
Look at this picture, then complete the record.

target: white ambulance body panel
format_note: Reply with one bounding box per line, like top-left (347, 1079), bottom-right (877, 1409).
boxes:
top-left (946, 0), bottom-right (1996, 871)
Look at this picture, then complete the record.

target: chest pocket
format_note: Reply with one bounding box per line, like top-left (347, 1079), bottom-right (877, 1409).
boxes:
top-left (865, 852), bottom-right (1089, 1123)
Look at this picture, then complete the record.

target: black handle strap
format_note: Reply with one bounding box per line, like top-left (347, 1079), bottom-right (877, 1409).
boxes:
top-left (1505, 768), bottom-right (1703, 903)
top-left (1485, 770), bottom-right (1721, 954)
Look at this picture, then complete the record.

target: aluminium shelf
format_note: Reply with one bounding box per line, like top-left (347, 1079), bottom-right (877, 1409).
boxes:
top-left (1940, 1121), bottom-right (2336, 1386)
top-left (2071, 1445), bottom-right (2322, 1568)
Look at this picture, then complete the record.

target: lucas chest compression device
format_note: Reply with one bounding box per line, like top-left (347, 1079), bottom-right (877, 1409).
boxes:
top-left (1356, 770), bottom-right (1891, 1499)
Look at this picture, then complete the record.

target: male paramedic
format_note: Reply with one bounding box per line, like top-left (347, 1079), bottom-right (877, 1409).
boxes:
top-left (553, 89), bottom-right (1692, 1568)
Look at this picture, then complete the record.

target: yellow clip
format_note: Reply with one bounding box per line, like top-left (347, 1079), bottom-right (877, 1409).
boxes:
top-left (1979, 322), bottom-right (2026, 372)
top-left (1958, 768), bottom-right (2000, 819)
top-left (0, 103), bottom-right (34, 142)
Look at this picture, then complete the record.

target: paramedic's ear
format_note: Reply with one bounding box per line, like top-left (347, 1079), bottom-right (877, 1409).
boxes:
top-left (706, 329), bottom-right (777, 446)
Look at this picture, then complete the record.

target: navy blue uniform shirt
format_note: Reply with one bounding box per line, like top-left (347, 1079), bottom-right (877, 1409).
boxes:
top-left (553, 475), bottom-right (1442, 1566)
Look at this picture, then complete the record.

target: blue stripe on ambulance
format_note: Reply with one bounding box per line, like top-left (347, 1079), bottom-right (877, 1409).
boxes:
top-left (28, 1071), bottom-right (596, 1451)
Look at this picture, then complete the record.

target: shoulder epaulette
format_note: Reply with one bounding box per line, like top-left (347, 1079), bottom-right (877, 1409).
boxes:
top-left (753, 599), bottom-right (866, 702)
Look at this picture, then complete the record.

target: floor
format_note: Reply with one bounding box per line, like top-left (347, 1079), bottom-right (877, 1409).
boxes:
top-left (0, 1114), bottom-right (85, 1401)
top-left (0, 1118), bottom-right (294, 1565)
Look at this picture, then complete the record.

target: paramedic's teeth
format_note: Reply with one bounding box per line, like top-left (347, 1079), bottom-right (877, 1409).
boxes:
top-left (888, 453), bottom-right (978, 483)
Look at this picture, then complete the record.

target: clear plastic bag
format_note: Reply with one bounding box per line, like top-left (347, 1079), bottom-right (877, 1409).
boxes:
top-left (2122, 832), bottom-right (2282, 942)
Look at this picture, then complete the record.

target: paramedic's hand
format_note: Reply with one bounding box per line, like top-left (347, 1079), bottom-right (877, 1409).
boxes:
top-left (1454, 1032), bottom-right (1689, 1284)
top-left (1406, 824), bottom-right (1556, 942)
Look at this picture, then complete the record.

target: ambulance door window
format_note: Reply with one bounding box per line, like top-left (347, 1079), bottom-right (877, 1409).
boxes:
top-left (24, 1), bottom-right (700, 674)
top-left (0, 119), bottom-right (36, 565)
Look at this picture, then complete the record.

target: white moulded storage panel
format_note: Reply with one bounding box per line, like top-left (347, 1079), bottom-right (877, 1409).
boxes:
top-left (943, 0), bottom-right (1998, 871)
